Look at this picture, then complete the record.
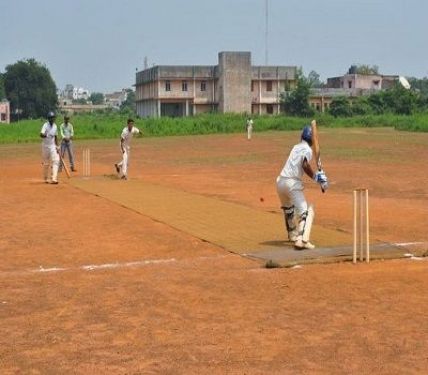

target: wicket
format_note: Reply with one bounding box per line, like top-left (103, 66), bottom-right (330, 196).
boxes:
top-left (353, 189), bottom-right (370, 263)
top-left (82, 148), bottom-right (91, 177)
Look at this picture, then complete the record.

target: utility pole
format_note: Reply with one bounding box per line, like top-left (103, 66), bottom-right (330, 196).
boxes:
top-left (265, 0), bottom-right (269, 65)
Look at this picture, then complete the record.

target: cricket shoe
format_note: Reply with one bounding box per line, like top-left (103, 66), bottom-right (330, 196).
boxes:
top-left (50, 181), bottom-right (59, 185)
top-left (294, 239), bottom-right (315, 250)
top-left (121, 175), bottom-right (128, 180)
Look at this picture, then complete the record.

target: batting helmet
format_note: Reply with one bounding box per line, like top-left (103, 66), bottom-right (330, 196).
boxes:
top-left (301, 125), bottom-right (313, 146)
top-left (47, 111), bottom-right (56, 119)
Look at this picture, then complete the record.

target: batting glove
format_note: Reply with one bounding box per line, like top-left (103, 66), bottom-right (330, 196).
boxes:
top-left (314, 170), bottom-right (328, 184)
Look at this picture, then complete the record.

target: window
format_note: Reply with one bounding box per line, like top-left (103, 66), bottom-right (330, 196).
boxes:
top-left (182, 81), bottom-right (188, 91)
top-left (165, 81), bottom-right (171, 91)
top-left (201, 81), bottom-right (206, 91)
top-left (266, 104), bottom-right (274, 114)
top-left (348, 81), bottom-right (352, 89)
top-left (1, 113), bottom-right (6, 121)
top-left (316, 104), bottom-right (321, 111)
top-left (266, 81), bottom-right (273, 92)
top-left (251, 81), bottom-right (254, 92)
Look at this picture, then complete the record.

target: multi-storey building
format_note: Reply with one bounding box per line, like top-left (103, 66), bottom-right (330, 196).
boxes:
top-left (309, 72), bottom-right (400, 113)
top-left (0, 100), bottom-right (10, 124)
top-left (135, 51), bottom-right (297, 117)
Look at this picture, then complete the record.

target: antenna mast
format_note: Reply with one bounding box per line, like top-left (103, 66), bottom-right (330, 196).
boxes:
top-left (265, 0), bottom-right (269, 65)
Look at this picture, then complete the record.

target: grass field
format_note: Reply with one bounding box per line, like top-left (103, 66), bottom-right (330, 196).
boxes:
top-left (1, 128), bottom-right (427, 373)
top-left (1, 112), bottom-right (427, 144)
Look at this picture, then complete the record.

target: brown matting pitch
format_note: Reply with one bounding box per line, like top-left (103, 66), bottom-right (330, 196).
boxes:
top-left (71, 177), bottom-right (426, 266)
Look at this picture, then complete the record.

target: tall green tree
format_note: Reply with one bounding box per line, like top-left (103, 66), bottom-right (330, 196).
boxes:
top-left (0, 73), bottom-right (5, 99)
top-left (281, 70), bottom-right (314, 117)
top-left (3, 58), bottom-right (57, 120)
top-left (307, 70), bottom-right (324, 88)
top-left (120, 89), bottom-right (136, 113)
top-left (90, 92), bottom-right (105, 105)
top-left (407, 77), bottom-right (428, 96)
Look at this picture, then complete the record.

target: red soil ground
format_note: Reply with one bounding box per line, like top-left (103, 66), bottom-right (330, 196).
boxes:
top-left (0, 128), bottom-right (427, 374)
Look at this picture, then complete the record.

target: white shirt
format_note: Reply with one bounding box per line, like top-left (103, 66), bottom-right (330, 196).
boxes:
top-left (121, 126), bottom-right (141, 148)
top-left (40, 122), bottom-right (58, 149)
top-left (60, 123), bottom-right (74, 140)
top-left (279, 140), bottom-right (313, 181)
top-left (246, 119), bottom-right (253, 129)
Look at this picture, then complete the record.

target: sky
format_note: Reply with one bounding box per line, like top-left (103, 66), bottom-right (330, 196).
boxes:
top-left (1, 0), bottom-right (427, 93)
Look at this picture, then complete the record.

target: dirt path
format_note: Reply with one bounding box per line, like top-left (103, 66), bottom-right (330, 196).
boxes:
top-left (1, 129), bottom-right (427, 374)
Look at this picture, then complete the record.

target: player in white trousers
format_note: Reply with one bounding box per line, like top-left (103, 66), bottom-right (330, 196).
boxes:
top-left (276, 125), bottom-right (328, 249)
top-left (40, 111), bottom-right (60, 184)
top-left (246, 118), bottom-right (253, 140)
top-left (115, 118), bottom-right (142, 180)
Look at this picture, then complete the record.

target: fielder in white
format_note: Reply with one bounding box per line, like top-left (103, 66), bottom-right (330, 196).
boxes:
top-left (115, 118), bottom-right (142, 180)
top-left (40, 111), bottom-right (60, 184)
top-left (246, 117), bottom-right (253, 140)
top-left (276, 125), bottom-right (328, 250)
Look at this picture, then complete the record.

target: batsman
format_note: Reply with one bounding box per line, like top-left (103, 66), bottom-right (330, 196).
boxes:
top-left (276, 120), bottom-right (328, 250)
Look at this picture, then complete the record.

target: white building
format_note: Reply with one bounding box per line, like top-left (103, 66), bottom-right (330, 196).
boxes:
top-left (72, 87), bottom-right (91, 101)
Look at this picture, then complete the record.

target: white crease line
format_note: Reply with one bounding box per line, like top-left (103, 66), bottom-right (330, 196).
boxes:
top-left (0, 254), bottom-right (230, 277)
top-left (35, 267), bottom-right (68, 273)
top-left (393, 242), bottom-right (426, 247)
top-left (80, 258), bottom-right (176, 271)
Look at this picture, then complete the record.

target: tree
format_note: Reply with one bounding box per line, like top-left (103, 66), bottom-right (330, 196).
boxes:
top-left (281, 69), bottom-right (314, 117)
top-left (348, 64), bottom-right (379, 75)
top-left (0, 73), bottom-right (5, 99)
top-left (307, 70), bottom-right (324, 88)
top-left (90, 92), bottom-right (105, 105)
top-left (120, 89), bottom-right (136, 112)
top-left (407, 76), bottom-right (428, 96)
top-left (351, 96), bottom-right (371, 116)
top-left (3, 58), bottom-right (57, 120)
top-left (329, 96), bottom-right (352, 117)
top-left (72, 98), bottom-right (88, 105)
top-left (382, 84), bottom-right (418, 115)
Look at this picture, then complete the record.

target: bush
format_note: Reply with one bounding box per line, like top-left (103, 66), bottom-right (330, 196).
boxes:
top-left (329, 96), bottom-right (352, 117)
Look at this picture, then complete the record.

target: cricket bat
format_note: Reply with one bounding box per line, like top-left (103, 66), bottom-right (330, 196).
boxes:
top-left (59, 153), bottom-right (71, 178)
top-left (311, 120), bottom-right (324, 193)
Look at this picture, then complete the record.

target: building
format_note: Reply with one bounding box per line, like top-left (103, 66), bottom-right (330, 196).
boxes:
top-left (58, 103), bottom-right (108, 115)
top-left (327, 73), bottom-right (398, 91)
top-left (0, 100), bottom-right (10, 124)
top-left (105, 89), bottom-right (128, 109)
top-left (60, 84), bottom-right (91, 101)
top-left (135, 51), bottom-right (297, 117)
top-left (309, 72), bottom-right (400, 112)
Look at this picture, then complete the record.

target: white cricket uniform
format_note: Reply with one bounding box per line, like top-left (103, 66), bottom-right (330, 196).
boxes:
top-left (246, 119), bottom-right (253, 140)
top-left (40, 122), bottom-right (59, 183)
top-left (117, 126), bottom-right (141, 177)
top-left (276, 140), bottom-right (313, 214)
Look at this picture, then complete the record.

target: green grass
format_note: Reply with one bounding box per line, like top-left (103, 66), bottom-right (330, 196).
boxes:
top-left (1, 112), bottom-right (427, 144)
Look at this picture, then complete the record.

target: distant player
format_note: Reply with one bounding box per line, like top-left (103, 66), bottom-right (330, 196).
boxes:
top-left (59, 115), bottom-right (76, 172)
top-left (246, 117), bottom-right (253, 140)
top-left (114, 118), bottom-right (142, 180)
top-left (276, 125), bottom-right (328, 249)
top-left (40, 111), bottom-right (60, 184)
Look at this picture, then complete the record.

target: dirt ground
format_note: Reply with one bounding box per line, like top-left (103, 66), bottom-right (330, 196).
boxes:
top-left (0, 128), bottom-right (427, 374)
